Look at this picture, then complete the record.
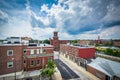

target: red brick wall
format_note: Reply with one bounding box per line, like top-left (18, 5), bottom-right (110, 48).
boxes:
top-left (60, 45), bottom-right (95, 59)
top-left (53, 37), bottom-right (59, 51)
top-left (0, 45), bottom-right (23, 75)
top-left (24, 46), bottom-right (54, 71)
top-left (87, 65), bottom-right (106, 80)
top-left (26, 57), bottom-right (42, 71)
top-left (78, 48), bottom-right (95, 59)
top-left (50, 38), bottom-right (53, 45)
top-left (43, 47), bottom-right (54, 54)
top-left (26, 56), bottom-right (54, 71)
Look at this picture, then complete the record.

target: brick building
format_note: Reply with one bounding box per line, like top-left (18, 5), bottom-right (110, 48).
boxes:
top-left (0, 43), bottom-right (54, 77)
top-left (60, 44), bottom-right (95, 68)
top-left (78, 40), bottom-right (91, 45)
top-left (50, 31), bottom-right (72, 51)
top-left (60, 44), bottom-right (95, 59)
top-left (87, 57), bottom-right (120, 80)
top-left (23, 44), bottom-right (54, 71)
top-left (113, 40), bottom-right (120, 47)
top-left (0, 44), bottom-right (24, 76)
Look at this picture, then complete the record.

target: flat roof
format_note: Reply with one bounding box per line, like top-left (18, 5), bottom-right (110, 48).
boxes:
top-left (0, 44), bottom-right (23, 46)
top-left (65, 44), bottom-right (94, 48)
top-left (27, 43), bottom-right (53, 48)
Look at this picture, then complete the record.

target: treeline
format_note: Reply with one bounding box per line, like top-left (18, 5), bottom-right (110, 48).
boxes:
top-left (96, 48), bottom-right (120, 57)
top-left (104, 48), bottom-right (120, 57)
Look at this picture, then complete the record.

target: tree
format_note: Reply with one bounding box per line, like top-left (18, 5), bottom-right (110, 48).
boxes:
top-left (72, 40), bottom-right (78, 45)
top-left (43, 39), bottom-right (50, 44)
top-left (46, 60), bottom-right (56, 69)
top-left (40, 60), bottom-right (56, 80)
top-left (104, 48), bottom-right (113, 55)
top-left (95, 44), bottom-right (100, 47)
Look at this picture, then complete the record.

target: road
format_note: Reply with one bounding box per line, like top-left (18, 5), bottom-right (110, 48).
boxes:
top-left (55, 59), bottom-right (80, 80)
top-left (54, 51), bottom-right (99, 80)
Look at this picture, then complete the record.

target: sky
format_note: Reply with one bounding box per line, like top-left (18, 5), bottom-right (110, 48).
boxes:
top-left (0, 0), bottom-right (120, 40)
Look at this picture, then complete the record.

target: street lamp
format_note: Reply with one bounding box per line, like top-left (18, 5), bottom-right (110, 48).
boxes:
top-left (12, 58), bottom-right (16, 80)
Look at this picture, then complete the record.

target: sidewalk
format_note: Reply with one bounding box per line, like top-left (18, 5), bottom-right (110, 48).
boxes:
top-left (0, 66), bottom-right (62, 80)
top-left (17, 70), bottom-right (40, 79)
top-left (52, 68), bottom-right (62, 80)
top-left (60, 54), bottom-right (100, 80)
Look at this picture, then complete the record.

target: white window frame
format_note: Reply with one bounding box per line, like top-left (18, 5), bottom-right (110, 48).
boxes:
top-left (37, 49), bottom-right (39, 54)
top-left (30, 49), bottom-right (34, 54)
top-left (7, 62), bottom-right (13, 68)
top-left (7, 50), bottom-right (13, 56)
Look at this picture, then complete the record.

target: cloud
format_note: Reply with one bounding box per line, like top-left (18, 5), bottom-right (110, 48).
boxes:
top-left (32, 27), bottom-right (55, 39)
top-left (100, 26), bottom-right (120, 39)
top-left (101, 0), bottom-right (120, 22)
top-left (0, 16), bottom-right (32, 38)
top-left (0, 10), bottom-right (9, 25)
top-left (0, 0), bottom-right (120, 40)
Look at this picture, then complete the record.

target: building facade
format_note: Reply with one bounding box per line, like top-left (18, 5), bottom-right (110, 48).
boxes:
top-left (0, 44), bottom-right (24, 75)
top-left (23, 44), bottom-right (54, 71)
top-left (0, 43), bottom-right (54, 77)
top-left (60, 44), bottom-right (95, 59)
top-left (60, 44), bottom-right (95, 68)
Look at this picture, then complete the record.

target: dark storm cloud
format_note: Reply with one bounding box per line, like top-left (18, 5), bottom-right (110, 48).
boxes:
top-left (103, 21), bottom-right (120, 28)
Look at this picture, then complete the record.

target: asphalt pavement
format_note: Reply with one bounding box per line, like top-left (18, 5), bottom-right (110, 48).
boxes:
top-left (55, 59), bottom-right (80, 80)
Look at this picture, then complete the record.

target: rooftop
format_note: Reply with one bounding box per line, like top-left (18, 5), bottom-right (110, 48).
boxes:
top-left (27, 43), bottom-right (53, 48)
top-left (0, 43), bottom-right (23, 46)
top-left (0, 43), bottom-right (53, 47)
top-left (88, 57), bottom-right (120, 77)
top-left (65, 44), bottom-right (94, 48)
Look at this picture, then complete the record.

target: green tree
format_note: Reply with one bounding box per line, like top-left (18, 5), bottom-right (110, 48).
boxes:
top-left (95, 44), bottom-right (100, 47)
top-left (104, 48), bottom-right (113, 55)
top-left (40, 60), bottom-right (56, 80)
top-left (72, 40), bottom-right (77, 44)
top-left (43, 39), bottom-right (50, 44)
top-left (46, 60), bottom-right (56, 69)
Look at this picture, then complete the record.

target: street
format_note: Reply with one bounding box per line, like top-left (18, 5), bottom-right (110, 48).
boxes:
top-left (54, 51), bottom-right (99, 80)
top-left (55, 59), bottom-right (80, 80)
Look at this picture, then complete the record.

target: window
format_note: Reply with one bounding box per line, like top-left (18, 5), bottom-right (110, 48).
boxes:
top-left (23, 49), bottom-right (26, 53)
top-left (30, 60), bottom-right (34, 66)
top-left (24, 60), bottom-right (26, 63)
top-left (7, 62), bottom-right (13, 68)
top-left (40, 48), bottom-right (43, 54)
top-left (7, 50), bottom-right (13, 56)
top-left (30, 50), bottom-right (34, 54)
top-left (43, 49), bottom-right (46, 52)
top-left (37, 49), bottom-right (39, 54)
top-left (37, 60), bottom-right (40, 65)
